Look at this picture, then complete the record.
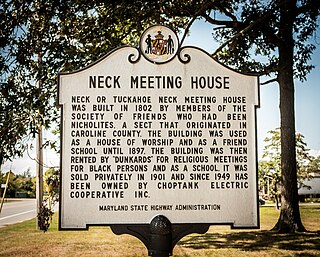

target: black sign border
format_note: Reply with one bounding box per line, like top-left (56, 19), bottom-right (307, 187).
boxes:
top-left (57, 44), bottom-right (261, 232)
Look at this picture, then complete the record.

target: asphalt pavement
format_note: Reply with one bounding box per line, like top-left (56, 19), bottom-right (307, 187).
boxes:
top-left (0, 199), bottom-right (36, 228)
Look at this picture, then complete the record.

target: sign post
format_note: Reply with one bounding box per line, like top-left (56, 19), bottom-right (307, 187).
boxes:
top-left (58, 25), bottom-right (260, 256)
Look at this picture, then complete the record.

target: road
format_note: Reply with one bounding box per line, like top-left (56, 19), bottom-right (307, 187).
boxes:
top-left (0, 199), bottom-right (36, 228)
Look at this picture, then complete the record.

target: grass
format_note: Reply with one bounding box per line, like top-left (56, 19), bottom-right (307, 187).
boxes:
top-left (0, 205), bottom-right (319, 257)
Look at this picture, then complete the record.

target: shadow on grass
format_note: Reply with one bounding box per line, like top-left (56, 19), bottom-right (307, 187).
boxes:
top-left (179, 230), bottom-right (320, 253)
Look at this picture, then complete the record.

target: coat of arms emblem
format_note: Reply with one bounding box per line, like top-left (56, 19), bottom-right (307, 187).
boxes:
top-left (140, 25), bottom-right (179, 64)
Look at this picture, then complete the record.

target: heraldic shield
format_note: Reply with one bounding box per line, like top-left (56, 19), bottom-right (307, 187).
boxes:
top-left (140, 25), bottom-right (179, 64)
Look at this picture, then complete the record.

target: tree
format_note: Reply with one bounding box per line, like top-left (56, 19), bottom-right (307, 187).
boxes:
top-left (36, 167), bottom-right (59, 232)
top-left (1, 0), bottom-right (62, 167)
top-left (15, 169), bottom-right (36, 198)
top-left (2, 0), bottom-right (319, 232)
top-left (306, 155), bottom-right (320, 175)
top-left (193, 0), bottom-right (320, 232)
top-left (1, 169), bottom-right (35, 198)
top-left (44, 167), bottom-right (59, 209)
top-left (259, 129), bottom-right (316, 208)
top-left (0, 0), bottom-right (189, 168)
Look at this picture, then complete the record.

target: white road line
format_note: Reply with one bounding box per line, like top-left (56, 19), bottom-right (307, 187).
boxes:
top-left (0, 210), bottom-right (35, 221)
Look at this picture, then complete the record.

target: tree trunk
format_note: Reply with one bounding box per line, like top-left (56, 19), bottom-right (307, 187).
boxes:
top-left (273, 0), bottom-right (306, 232)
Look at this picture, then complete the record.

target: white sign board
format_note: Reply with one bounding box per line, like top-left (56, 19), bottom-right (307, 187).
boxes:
top-left (58, 25), bottom-right (259, 230)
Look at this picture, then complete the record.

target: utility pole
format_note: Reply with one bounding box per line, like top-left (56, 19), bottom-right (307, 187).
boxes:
top-left (36, 51), bottom-right (43, 230)
top-left (36, 124), bottom-right (43, 230)
top-left (0, 171), bottom-right (10, 214)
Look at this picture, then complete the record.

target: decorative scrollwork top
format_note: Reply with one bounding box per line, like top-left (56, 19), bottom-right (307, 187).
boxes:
top-left (128, 48), bottom-right (141, 64)
top-left (178, 48), bottom-right (191, 64)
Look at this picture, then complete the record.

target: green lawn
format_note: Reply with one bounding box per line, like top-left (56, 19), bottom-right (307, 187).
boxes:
top-left (0, 205), bottom-right (319, 256)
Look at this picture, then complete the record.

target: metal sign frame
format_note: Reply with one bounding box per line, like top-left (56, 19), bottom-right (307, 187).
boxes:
top-left (58, 24), bottom-right (260, 256)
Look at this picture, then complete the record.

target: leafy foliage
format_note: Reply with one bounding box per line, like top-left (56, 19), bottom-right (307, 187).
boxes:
top-left (0, 1), bottom-right (190, 165)
top-left (44, 168), bottom-right (59, 205)
top-left (35, 167), bottom-right (60, 232)
top-left (210, 0), bottom-right (319, 81)
top-left (37, 199), bottom-right (54, 232)
top-left (1, 0), bottom-right (320, 233)
top-left (259, 129), bottom-right (319, 205)
top-left (197, 0), bottom-right (319, 232)
top-left (0, 169), bottom-right (35, 198)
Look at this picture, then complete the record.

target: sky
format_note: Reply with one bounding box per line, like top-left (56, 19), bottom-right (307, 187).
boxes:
top-left (183, 19), bottom-right (320, 157)
top-left (2, 18), bottom-right (320, 176)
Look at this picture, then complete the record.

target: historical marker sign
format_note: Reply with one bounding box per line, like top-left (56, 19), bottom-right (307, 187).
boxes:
top-left (58, 25), bottom-right (260, 230)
